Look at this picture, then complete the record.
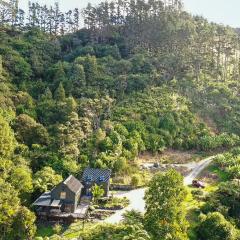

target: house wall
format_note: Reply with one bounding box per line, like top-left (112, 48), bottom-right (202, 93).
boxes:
top-left (51, 183), bottom-right (80, 212)
top-left (74, 190), bottom-right (81, 210)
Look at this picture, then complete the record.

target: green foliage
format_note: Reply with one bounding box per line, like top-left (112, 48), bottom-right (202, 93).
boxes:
top-left (197, 212), bottom-right (239, 240)
top-left (131, 174), bottom-right (141, 187)
top-left (33, 166), bottom-right (63, 193)
top-left (54, 82), bottom-right (66, 101)
top-left (0, 114), bottom-right (16, 158)
top-left (2, 2), bottom-right (240, 238)
top-left (53, 223), bottom-right (62, 235)
top-left (10, 164), bottom-right (33, 195)
top-left (0, 55), bottom-right (2, 76)
top-left (0, 179), bottom-right (20, 228)
top-left (215, 150), bottom-right (240, 179)
top-left (80, 223), bottom-right (151, 240)
top-left (204, 150), bottom-right (240, 225)
top-left (70, 63), bottom-right (86, 96)
top-left (123, 210), bottom-right (144, 225)
top-left (75, 54), bottom-right (98, 85)
top-left (91, 184), bottom-right (104, 203)
top-left (97, 197), bottom-right (130, 210)
top-left (197, 134), bottom-right (240, 151)
top-left (144, 169), bottom-right (189, 240)
top-left (14, 114), bottom-right (49, 147)
top-left (11, 206), bottom-right (36, 240)
top-left (215, 181), bottom-right (240, 219)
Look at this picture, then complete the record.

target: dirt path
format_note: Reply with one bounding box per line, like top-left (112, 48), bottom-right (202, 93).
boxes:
top-left (183, 156), bottom-right (215, 185)
top-left (104, 156), bottom-right (215, 224)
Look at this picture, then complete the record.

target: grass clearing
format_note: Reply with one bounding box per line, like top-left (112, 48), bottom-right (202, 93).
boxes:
top-left (207, 164), bottom-right (229, 182)
top-left (137, 150), bottom-right (204, 164)
top-left (185, 187), bottom-right (203, 240)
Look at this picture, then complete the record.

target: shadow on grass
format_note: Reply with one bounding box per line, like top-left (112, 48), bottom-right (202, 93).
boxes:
top-left (207, 164), bottom-right (229, 182)
top-left (36, 224), bottom-right (54, 238)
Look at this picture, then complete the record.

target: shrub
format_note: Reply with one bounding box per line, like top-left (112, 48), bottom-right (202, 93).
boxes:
top-left (53, 224), bottom-right (62, 235)
top-left (131, 174), bottom-right (141, 187)
top-left (197, 212), bottom-right (238, 240)
top-left (191, 189), bottom-right (204, 199)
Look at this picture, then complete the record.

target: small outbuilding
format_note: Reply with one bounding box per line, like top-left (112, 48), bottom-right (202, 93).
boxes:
top-left (33, 175), bottom-right (83, 214)
top-left (82, 168), bottom-right (111, 197)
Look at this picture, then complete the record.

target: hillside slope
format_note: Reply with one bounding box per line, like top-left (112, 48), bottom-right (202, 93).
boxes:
top-left (1, 0), bottom-right (240, 239)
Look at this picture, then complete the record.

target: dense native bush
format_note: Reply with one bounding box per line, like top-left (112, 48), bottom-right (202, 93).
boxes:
top-left (215, 149), bottom-right (240, 179)
top-left (203, 149), bottom-right (240, 226)
top-left (80, 223), bottom-right (151, 240)
top-left (197, 212), bottom-right (239, 240)
top-left (2, 0), bottom-right (240, 238)
top-left (197, 133), bottom-right (240, 151)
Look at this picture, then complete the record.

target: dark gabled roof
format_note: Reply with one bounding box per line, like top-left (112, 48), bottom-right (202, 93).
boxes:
top-left (63, 175), bottom-right (83, 194)
top-left (33, 175), bottom-right (83, 207)
top-left (82, 168), bottom-right (111, 183)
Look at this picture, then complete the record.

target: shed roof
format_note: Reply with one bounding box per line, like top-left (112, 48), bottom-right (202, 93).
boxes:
top-left (51, 199), bottom-right (62, 207)
top-left (33, 192), bottom-right (52, 206)
top-left (82, 168), bottom-right (111, 183)
top-left (63, 175), bottom-right (83, 194)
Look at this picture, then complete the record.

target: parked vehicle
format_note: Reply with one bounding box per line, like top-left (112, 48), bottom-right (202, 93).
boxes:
top-left (192, 180), bottom-right (205, 188)
top-left (153, 162), bottom-right (160, 168)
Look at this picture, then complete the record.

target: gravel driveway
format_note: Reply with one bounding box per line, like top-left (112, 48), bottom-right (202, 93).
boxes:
top-left (104, 156), bottom-right (215, 224)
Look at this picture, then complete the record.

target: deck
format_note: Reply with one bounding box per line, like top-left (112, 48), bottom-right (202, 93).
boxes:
top-left (37, 203), bottom-right (90, 221)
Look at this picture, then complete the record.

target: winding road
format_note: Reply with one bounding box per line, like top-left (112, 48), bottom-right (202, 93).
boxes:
top-left (104, 155), bottom-right (215, 224)
top-left (183, 156), bottom-right (215, 185)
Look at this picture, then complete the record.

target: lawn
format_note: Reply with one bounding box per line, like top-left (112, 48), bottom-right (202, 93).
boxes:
top-left (185, 187), bottom-right (205, 240)
top-left (207, 164), bottom-right (229, 182)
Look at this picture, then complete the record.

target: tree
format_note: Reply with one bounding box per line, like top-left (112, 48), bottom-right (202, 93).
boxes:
top-left (52, 62), bottom-right (67, 86)
top-left (0, 179), bottom-right (20, 238)
top-left (131, 174), bottom-right (141, 187)
top-left (0, 114), bottom-right (16, 158)
top-left (80, 223), bottom-right (151, 240)
top-left (70, 63), bottom-right (86, 92)
top-left (197, 212), bottom-right (238, 240)
top-left (0, 55), bottom-right (3, 77)
top-left (56, 112), bottom-right (84, 160)
top-left (91, 184), bottom-right (104, 203)
top-left (41, 87), bottom-right (53, 101)
top-left (144, 169), bottom-right (189, 240)
top-left (10, 165), bottom-right (33, 196)
top-left (84, 55), bottom-right (98, 85)
top-left (73, 8), bottom-right (79, 31)
top-left (123, 210), bottom-right (144, 225)
top-left (14, 114), bottom-right (49, 147)
top-left (215, 180), bottom-right (240, 218)
top-left (54, 82), bottom-right (66, 101)
top-left (33, 166), bottom-right (62, 193)
top-left (11, 206), bottom-right (36, 240)
top-left (0, 159), bottom-right (13, 180)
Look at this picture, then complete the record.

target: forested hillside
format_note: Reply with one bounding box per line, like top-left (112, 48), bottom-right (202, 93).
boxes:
top-left (1, 0), bottom-right (240, 239)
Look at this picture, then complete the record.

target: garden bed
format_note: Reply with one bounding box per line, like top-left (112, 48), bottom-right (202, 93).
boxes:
top-left (93, 196), bottom-right (130, 211)
top-left (89, 210), bottom-right (115, 220)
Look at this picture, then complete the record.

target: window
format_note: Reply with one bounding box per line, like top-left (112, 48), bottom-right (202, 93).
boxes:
top-left (60, 192), bottom-right (66, 199)
top-left (99, 176), bottom-right (105, 182)
top-left (86, 175), bottom-right (92, 181)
